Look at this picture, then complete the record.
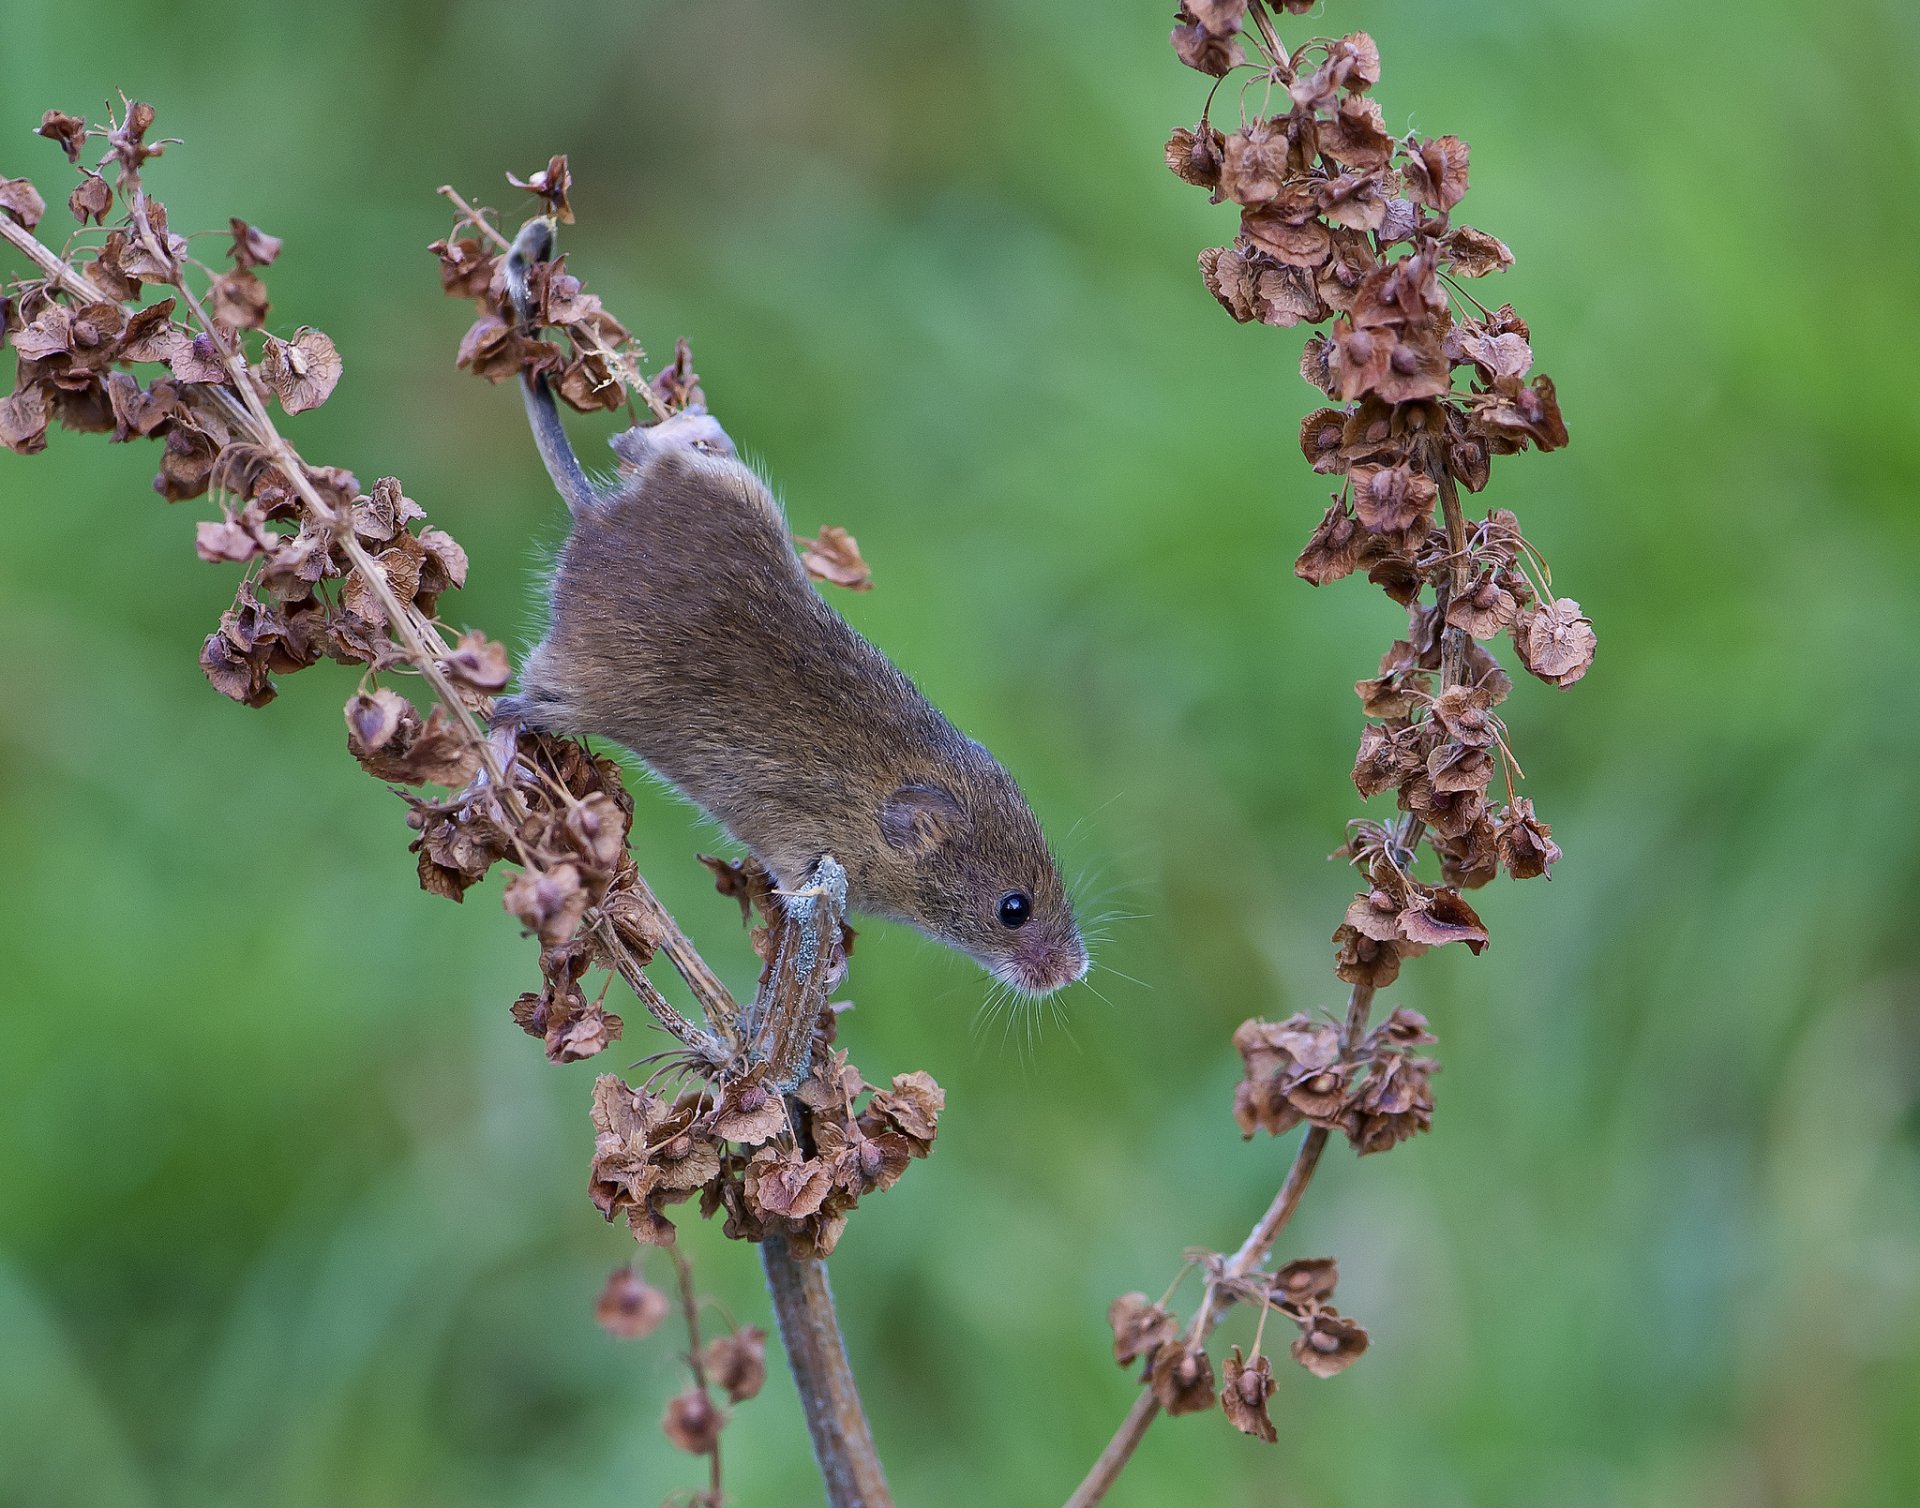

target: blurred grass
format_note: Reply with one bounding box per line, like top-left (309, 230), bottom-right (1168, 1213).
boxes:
top-left (3, 1), bottom-right (1918, 1505)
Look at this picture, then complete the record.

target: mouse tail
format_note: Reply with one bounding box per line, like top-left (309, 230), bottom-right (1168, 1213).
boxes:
top-left (507, 217), bottom-right (602, 521)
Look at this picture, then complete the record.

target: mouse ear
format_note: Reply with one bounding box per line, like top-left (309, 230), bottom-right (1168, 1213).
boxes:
top-left (880, 783), bottom-right (967, 854)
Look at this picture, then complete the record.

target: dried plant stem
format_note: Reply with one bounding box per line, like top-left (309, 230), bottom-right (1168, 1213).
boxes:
top-left (1064, 985), bottom-right (1376, 1508)
top-left (761, 1237), bottom-right (894, 1508)
top-left (0, 214), bottom-right (105, 299)
top-left (670, 1246), bottom-right (726, 1504)
top-left (1436, 469), bottom-right (1471, 687)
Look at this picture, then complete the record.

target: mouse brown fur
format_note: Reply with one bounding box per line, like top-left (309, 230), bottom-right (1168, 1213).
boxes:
top-left (498, 221), bottom-right (1085, 996)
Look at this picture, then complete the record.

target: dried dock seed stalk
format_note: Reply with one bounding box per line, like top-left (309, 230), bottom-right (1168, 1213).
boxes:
top-left (1064, 5), bottom-right (1592, 1499)
top-left (2, 101), bottom-right (918, 1508)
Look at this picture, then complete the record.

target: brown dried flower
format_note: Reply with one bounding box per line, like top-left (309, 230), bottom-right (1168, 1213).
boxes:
top-left (595, 1266), bottom-right (670, 1340)
top-left (1147, 1339), bottom-right (1217, 1415)
top-left (1220, 1347), bottom-right (1277, 1441)
top-left (1290, 1310), bottom-right (1370, 1378)
top-left (662, 1389), bottom-right (726, 1455)
top-left (795, 525), bottom-right (873, 592)
top-left (702, 1326), bottom-right (769, 1404)
top-left (1108, 1292), bottom-right (1181, 1367)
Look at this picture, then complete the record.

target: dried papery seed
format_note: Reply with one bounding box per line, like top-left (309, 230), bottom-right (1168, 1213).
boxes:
top-left (702, 1326), bottom-right (768, 1403)
top-left (0, 386), bottom-right (50, 455)
top-left (1319, 94), bottom-right (1394, 170)
top-left (1108, 1292), bottom-right (1181, 1367)
top-left (796, 525), bottom-right (873, 591)
top-left (37, 109), bottom-right (88, 162)
top-left (650, 339), bottom-right (704, 414)
top-left (1345, 1052), bottom-right (1435, 1154)
top-left (1495, 797), bottom-right (1561, 879)
top-left (1296, 502), bottom-right (1366, 586)
top-left (1148, 1340), bottom-right (1217, 1415)
top-left (661, 1389), bottom-right (725, 1454)
top-left (1368, 1007), bottom-right (1436, 1049)
top-left (68, 171), bottom-right (112, 226)
top-left (1185, 0), bottom-right (1247, 32)
top-left (439, 630), bottom-right (511, 692)
top-left (1165, 122), bottom-right (1226, 190)
top-left (1220, 1347), bottom-right (1277, 1442)
top-left (1403, 134), bottom-right (1470, 212)
top-left (507, 153), bottom-right (574, 222)
top-left (0, 176), bottom-right (47, 231)
top-left (1271, 1256), bottom-right (1339, 1307)
top-left (429, 235), bottom-right (497, 299)
top-left (228, 218), bottom-right (282, 269)
top-left (1290, 1310), bottom-right (1370, 1377)
top-left (211, 269), bottom-right (269, 331)
top-left (595, 1266), bottom-right (670, 1339)
top-left (1514, 597), bottom-right (1595, 687)
top-left (260, 328), bottom-right (342, 414)
top-left (863, 1070), bottom-right (944, 1152)
top-left (704, 1070), bottom-right (787, 1146)
top-left (503, 862), bottom-right (590, 946)
top-left (744, 1147), bottom-right (833, 1220)
top-left (1331, 922), bottom-right (1414, 988)
top-left (1170, 14), bottom-right (1246, 76)
top-left (1443, 224), bottom-right (1514, 277)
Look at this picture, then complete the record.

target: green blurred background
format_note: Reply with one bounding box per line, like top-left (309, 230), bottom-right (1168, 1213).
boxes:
top-left (4, 2), bottom-right (1917, 1505)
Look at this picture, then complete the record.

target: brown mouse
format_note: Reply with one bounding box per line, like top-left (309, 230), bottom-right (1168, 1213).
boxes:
top-left (496, 220), bottom-right (1086, 996)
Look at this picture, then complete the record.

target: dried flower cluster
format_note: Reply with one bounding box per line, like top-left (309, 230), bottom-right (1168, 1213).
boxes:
top-left (1067, 8), bottom-right (1591, 1497)
top-left (1231, 1004), bottom-right (1436, 1155)
top-left (3, 100), bottom-right (917, 1508)
top-left (590, 1013), bottom-right (945, 1260)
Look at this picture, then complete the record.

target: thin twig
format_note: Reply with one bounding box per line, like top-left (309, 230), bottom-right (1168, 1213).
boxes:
top-left (670, 1246), bottom-right (726, 1506)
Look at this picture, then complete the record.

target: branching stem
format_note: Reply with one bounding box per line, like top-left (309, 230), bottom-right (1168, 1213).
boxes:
top-left (1063, 984), bottom-right (1375, 1508)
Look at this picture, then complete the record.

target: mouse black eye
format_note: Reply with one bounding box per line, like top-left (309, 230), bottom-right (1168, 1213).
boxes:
top-left (997, 891), bottom-right (1032, 929)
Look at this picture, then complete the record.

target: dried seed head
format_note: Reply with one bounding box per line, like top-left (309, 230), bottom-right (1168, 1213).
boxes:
top-left (702, 1326), bottom-right (769, 1403)
top-left (661, 1389), bottom-right (725, 1454)
top-left (1220, 1346), bottom-right (1278, 1442)
top-left (595, 1266), bottom-right (670, 1340)
top-left (1108, 1292), bottom-right (1181, 1367)
top-left (1148, 1339), bottom-right (1218, 1415)
top-left (1290, 1310), bottom-right (1370, 1377)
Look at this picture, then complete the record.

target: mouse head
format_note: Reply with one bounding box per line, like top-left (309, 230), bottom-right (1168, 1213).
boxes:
top-left (876, 758), bottom-right (1086, 997)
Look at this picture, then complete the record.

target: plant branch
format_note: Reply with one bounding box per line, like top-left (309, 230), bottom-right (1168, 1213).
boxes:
top-left (761, 1236), bottom-right (893, 1508)
top-left (1063, 984), bottom-right (1375, 1508)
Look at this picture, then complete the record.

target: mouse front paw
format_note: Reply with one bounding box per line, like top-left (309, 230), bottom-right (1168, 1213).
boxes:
top-left (609, 411), bottom-right (737, 469)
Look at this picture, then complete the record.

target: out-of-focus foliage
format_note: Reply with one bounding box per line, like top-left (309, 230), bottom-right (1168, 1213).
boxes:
top-left (2, 2), bottom-right (1916, 1505)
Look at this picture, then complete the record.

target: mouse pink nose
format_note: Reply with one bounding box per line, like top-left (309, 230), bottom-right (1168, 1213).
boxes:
top-left (1006, 932), bottom-right (1090, 996)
